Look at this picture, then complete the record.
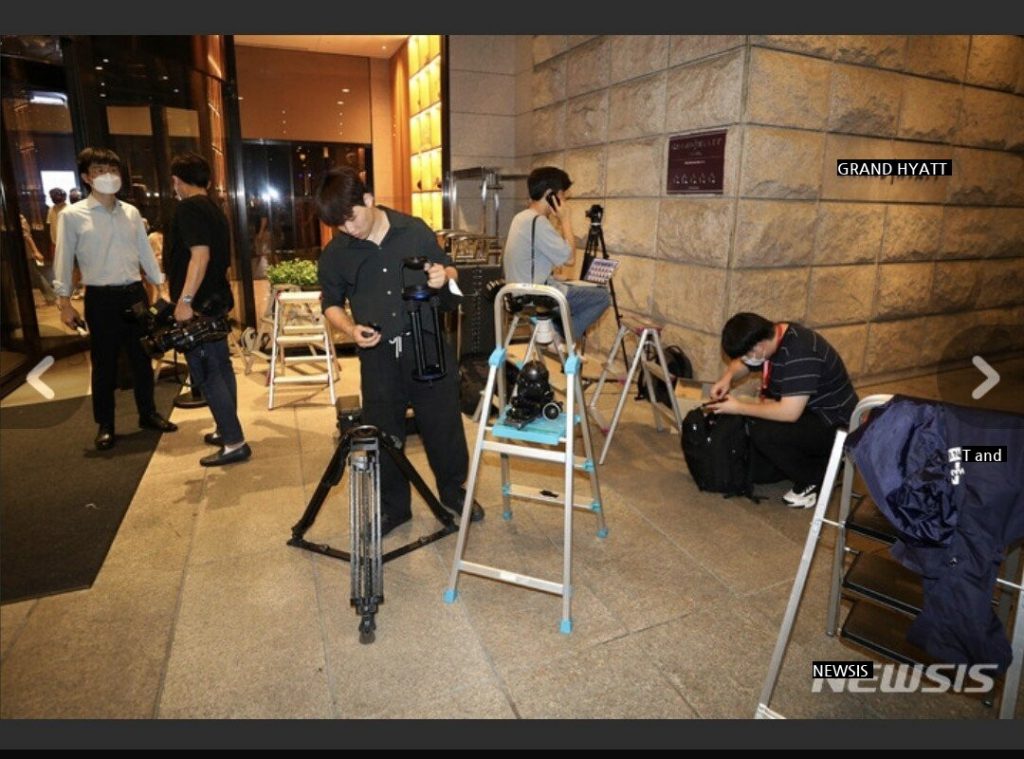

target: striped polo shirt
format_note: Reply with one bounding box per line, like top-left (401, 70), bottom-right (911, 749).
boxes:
top-left (766, 323), bottom-right (859, 428)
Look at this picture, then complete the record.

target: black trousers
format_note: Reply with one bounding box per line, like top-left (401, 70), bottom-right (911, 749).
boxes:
top-left (358, 333), bottom-right (469, 520)
top-left (83, 283), bottom-right (156, 428)
top-left (747, 410), bottom-right (839, 490)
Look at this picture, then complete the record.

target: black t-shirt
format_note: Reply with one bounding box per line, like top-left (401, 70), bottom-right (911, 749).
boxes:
top-left (318, 207), bottom-right (456, 341)
top-left (766, 323), bottom-right (859, 428)
top-left (167, 194), bottom-right (233, 314)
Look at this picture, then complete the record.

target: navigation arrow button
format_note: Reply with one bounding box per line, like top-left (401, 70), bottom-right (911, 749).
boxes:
top-left (971, 355), bottom-right (1000, 400)
top-left (27, 355), bottom-right (55, 400)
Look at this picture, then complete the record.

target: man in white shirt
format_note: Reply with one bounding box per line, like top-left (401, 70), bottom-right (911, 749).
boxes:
top-left (53, 147), bottom-right (178, 451)
top-left (502, 166), bottom-right (611, 348)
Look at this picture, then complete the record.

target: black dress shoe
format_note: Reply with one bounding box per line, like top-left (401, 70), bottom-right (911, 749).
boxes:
top-left (380, 511), bottom-right (413, 537)
top-left (203, 432), bottom-right (223, 446)
top-left (95, 426), bottom-right (115, 451)
top-left (449, 487), bottom-right (485, 522)
top-left (139, 412), bottom-right (178, 432)
top-left (200, 443), bottom-right (252, 467)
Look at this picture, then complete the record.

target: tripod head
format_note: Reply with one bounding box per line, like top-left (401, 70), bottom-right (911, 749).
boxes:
top-left (585, 204), bottom-right (604, 226)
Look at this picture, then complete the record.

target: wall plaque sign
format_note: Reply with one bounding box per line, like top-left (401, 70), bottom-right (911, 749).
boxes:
top-left (668, 130), bottom-right (726, 195)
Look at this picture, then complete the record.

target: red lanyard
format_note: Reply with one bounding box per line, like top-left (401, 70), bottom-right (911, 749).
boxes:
top-left (759, 324), bottom-right (786, 398)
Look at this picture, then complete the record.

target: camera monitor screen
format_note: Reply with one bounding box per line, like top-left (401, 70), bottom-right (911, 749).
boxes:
top-left (581, 257), bottom-right (619, 286)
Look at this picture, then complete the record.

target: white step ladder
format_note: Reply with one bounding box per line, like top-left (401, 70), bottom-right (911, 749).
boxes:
top-left (444, 283), bottom-right (607, 633)
top-left (586, 314), bottom-right (685, 465)
top-left (242, 283), bottom-right (292, 375)
top-left (267, 289), bottom-right (339, 410)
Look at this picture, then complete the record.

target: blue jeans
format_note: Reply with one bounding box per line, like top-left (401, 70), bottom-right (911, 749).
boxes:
top-left (560, 284), bottom-right (611, 342)
top-left (185, 338), bottom-right (244, 446)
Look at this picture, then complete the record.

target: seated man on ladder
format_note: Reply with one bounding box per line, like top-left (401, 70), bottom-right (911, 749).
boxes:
top-left (706, 312), bottom-right (859, 509)
top-left (315, 167), bottom-right (483, 536)
top-left (502, 166), bottom-right (611, 350)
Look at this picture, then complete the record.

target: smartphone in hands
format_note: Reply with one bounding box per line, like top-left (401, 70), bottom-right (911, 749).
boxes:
top-left (546, 191), bottom-right (560, 213)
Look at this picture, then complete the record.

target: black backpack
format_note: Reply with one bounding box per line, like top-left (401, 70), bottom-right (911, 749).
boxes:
top-left (680, 407), bottom-right (757, 500)
top-left (637, 344), bottom-right (693, 407)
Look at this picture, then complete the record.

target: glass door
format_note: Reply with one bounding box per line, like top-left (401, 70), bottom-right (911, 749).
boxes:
top-left (1, 52), bottom-right (85, 393)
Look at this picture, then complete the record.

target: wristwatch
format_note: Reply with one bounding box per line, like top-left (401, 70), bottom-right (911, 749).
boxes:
top-left (182, 295), bottom-right (194, 304)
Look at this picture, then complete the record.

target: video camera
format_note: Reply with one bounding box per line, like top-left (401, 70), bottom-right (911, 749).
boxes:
top-left (585, 204), bottom-right (603, 224)
top-left (504, 360), bottom-right (562, 429)
top-left (128, 296), bottom-right (231, 359)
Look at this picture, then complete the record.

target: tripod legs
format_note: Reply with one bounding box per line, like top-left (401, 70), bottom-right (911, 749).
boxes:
top-left (349, 431), bottom-right (383, 644)
top-left (288, 424), bottom-right (458, 642)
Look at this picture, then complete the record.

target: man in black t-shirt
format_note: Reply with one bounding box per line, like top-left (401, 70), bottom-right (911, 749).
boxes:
top-left (167, 152), bottom-right (250, 467)
top-left (315, 166), bottom-right (483, 536)
top-left (706, 312), bottom-right (858, 508)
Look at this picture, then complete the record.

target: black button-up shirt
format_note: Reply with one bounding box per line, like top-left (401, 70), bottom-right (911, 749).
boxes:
top-left (318, 207), bottom-right (456, 340)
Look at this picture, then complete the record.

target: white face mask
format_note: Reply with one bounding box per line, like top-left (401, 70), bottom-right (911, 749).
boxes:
top-left (743, 356), bottom-right (766, 368)
top-left (91, 173), bottom-right (122, 195)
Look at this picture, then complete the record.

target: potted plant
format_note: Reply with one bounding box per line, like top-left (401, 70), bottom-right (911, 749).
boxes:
top-left (266, 259), bottom-right (319, 290)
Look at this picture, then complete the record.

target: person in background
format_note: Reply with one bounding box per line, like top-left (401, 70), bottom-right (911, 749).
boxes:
top-left (706, 312), bottom-right (858, 509)
top-left (53, 147), bottom-right (177, 451)
top-left (165, 151), bottom-right (250, 467)
top-left (502, 166), bottom-right (611, 349)
top-left (20, 212), bottom-right (56, 306)
top-left (46, 187), bottom-right (67, 250)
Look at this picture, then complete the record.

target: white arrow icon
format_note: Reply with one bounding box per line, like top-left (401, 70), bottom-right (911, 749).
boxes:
top-left (971, 355), bottom-right (1000, 400)
top-left (27, 355), bottom-right (55, 400)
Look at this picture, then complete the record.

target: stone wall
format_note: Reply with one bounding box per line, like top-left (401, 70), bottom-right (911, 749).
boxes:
top-left (447, 37), bottom-right (526, 240)
top-left (517, 34), bottom-right (1024, 382)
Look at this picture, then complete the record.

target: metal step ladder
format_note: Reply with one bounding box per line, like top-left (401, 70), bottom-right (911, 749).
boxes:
top-left (267, 289), bottom-right (339, 410)
top-left (443, 283), bottom-right (607, 633)
top-left (756, 394), bottom-right (1024, 719)
top-left (586, 314), bottom-right (684, 465)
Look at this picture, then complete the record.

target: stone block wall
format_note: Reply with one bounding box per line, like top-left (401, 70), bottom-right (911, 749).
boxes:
top-left (447, 36), bottom-right (524, 239)
top-left (512, 34), bottom-right (1024, 382)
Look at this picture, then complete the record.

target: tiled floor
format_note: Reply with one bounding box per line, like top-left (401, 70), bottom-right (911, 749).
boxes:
top-left (1, 342), bottom-right (1022, 721)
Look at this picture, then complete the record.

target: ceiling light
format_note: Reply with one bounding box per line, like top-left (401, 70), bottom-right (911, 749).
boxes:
top-left (30, 94), bottom-right (66, 105)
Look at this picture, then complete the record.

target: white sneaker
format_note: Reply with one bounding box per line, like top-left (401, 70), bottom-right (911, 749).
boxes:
top-left (784, 484), bottom-right (818, 509)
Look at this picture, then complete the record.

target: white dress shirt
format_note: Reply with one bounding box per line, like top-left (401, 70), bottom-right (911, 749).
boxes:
top-left (52, 194), bottom-right (164, 297)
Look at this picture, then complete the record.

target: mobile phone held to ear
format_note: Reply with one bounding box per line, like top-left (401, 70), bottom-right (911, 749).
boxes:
top-left (546, 191), bottom-right (559, 212)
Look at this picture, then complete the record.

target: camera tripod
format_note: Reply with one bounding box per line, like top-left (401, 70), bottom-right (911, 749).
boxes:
top-left (579, 204), bottom-right (622, 331)
top-left (578, 204), bottom-right (630, 379)
top-left (288, 424), bottom-right (458, 643)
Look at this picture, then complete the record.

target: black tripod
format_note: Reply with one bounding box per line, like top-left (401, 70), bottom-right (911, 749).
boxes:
top-left (288, 424), bottom-right (457, 643)
top-left (578, 204), bottom-right (622, 331)
top-left (578, 204), bottom-right (630, 378)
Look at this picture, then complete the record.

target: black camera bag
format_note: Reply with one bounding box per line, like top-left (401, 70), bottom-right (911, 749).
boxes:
top-left (680, 408), bottom-right (757, 500)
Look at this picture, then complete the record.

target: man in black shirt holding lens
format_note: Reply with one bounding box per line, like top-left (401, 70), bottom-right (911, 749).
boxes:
top-left (315, 166), bottom-right (483, 535)
top-left (706, 312), bottom-right (858, 509)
